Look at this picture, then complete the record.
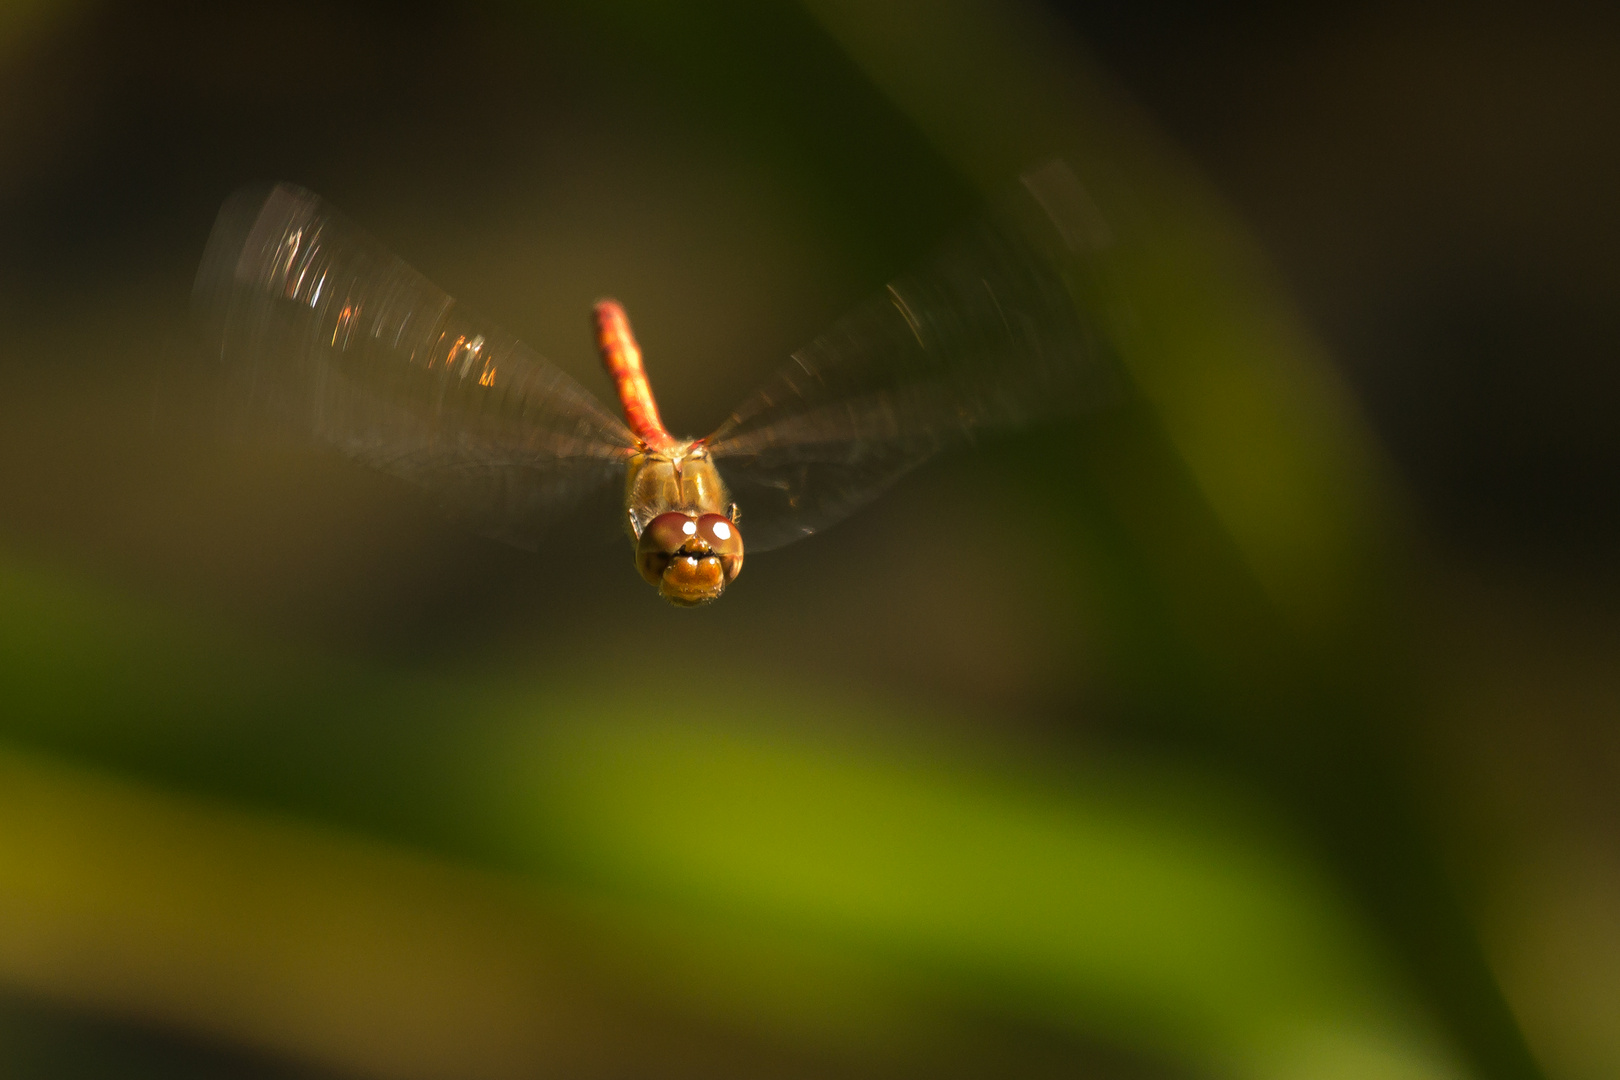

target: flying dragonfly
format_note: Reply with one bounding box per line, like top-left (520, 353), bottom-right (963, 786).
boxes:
top-left (192, 162), bottom-right (1115, 606)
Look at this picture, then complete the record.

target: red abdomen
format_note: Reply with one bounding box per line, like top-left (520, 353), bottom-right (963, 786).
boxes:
top-left (594, 300), bottom-right (676, 453)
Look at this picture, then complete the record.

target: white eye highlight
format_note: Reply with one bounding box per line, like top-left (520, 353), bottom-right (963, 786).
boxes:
top-left (682, 519), bottom-right (697, 536)
top-left (712, 521), bottom-right (732, 540)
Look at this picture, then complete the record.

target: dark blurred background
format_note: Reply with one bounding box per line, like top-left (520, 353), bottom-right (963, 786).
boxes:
top-left (0, 1), bottom-right (1614, 1078)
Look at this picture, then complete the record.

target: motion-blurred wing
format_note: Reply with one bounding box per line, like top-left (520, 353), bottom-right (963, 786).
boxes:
top-left (193, 183), bottom-right (634, 549)
top-left (704, 161), bottom-right (1117, 553)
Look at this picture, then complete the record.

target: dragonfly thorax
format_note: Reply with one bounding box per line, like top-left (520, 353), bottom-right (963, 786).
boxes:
top-left (625, 445), bottom-right (743, 606)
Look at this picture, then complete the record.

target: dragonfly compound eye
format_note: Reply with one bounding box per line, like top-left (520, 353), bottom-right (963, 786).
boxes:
top-left (635, 511), bottom-right (745, 606)
top-left (697, 512), bottom-right (744, 580)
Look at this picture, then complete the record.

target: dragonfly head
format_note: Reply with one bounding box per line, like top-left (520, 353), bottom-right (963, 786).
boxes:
top-left (636, 511), bottom-right (744, 606)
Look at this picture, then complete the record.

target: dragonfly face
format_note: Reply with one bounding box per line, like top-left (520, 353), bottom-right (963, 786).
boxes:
top-left (623, 445), bottom-right (743, 606)
top-left (635, 509), bottom-right (744, 606)
top-left (194, 165), bottom-right (1109, 607)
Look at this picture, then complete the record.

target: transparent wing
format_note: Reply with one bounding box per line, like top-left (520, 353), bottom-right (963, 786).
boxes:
top-left (704, 161), bottom-right (1118, 553)
top-left (192, 183), bottom-right (635, 550)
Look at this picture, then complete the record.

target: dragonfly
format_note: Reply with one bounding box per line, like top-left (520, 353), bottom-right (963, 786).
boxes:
top-left (192, 162), bottom-right (1114, 605)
